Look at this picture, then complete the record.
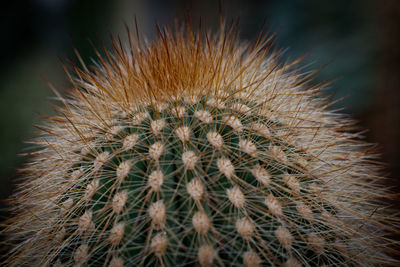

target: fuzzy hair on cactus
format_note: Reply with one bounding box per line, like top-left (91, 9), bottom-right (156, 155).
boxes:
top-left (1, 20), bottom-right (399, 266)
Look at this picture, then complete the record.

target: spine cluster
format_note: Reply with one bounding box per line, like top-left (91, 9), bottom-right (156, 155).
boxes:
top-left (2, 21), bottom-right (398, 266)
top-left (53, 96), bottom-right (344, 266)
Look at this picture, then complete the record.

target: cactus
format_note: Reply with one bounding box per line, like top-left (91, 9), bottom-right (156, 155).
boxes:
top-left (2, 21), bottom-right (399, 266)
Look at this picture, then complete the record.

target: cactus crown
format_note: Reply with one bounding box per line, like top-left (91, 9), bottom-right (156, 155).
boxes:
top-left (2, 20), bottom-right (398, 266)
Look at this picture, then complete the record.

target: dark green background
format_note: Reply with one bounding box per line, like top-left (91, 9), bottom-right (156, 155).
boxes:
top-left (1, 0), bottom-right (399, 214)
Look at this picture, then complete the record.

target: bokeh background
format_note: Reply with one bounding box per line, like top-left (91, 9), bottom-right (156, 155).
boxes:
top-left (1, 0), bottom-right (399, 216)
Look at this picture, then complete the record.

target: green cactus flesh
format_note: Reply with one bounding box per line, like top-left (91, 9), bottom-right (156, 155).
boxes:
top-left (53, 96), bottom-right (349, 266)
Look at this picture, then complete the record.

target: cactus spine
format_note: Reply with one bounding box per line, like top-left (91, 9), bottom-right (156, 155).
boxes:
top-left (2, 21), bottom-right (398, 266)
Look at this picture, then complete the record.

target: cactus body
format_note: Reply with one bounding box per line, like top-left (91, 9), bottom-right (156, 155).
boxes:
top-left (2, 22), bottom-right (398, 266)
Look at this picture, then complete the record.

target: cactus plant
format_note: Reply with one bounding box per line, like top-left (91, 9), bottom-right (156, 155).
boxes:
top-left (2, 21), bottom-right (399, 266)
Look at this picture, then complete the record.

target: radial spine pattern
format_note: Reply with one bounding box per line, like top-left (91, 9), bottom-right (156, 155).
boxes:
top-left (2, 21), bottom-right (398, 266)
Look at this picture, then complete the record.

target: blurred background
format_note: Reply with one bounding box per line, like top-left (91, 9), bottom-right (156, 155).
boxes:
top-left (1, 0), bottom-right (399, 215)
